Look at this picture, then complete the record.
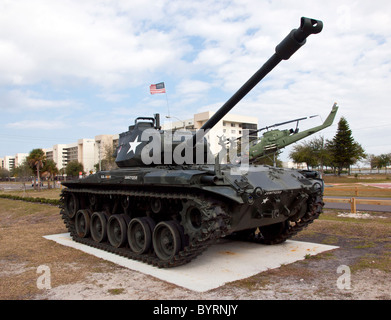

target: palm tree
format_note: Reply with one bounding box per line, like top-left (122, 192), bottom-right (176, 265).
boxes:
top-left (27, 149), bottom-right (46, 191)
top-left (43, 159), bottom-right (59, 189)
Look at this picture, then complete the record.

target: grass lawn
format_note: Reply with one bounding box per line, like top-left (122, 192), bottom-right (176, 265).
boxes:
top-left (0, 175), bottom-right (390, 299)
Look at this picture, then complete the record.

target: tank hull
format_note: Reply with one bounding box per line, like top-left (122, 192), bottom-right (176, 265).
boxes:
top-left (60, 165), bottom-right (324, 267)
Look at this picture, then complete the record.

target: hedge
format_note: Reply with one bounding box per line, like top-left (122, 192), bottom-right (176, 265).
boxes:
top-left (0, 194), bottom-right (60, 206)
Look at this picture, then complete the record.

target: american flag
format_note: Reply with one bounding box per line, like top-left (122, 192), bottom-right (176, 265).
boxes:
top-left (150, 82), bottom-right (166, 94)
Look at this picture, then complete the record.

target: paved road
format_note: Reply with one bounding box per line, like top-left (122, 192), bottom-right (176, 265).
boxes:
top-left (324, 196), bottom-right (391, 213)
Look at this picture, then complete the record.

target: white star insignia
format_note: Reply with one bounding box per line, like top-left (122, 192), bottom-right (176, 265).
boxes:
top-left (262, 197), bottom-right (269, 204)
top-left (127, 137), bottom-right (142, 154)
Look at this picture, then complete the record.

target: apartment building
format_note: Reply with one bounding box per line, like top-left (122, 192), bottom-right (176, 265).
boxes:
top-left (1, 153), bottom-right (28, 171)
top-left (164, 111), bottom-right (258, 155)
top-left (45, 135), bottom-right (118, 174)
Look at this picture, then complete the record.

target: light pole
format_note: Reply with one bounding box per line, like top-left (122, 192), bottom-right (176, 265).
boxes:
top-left (165, 115), bottom-right (185, 129)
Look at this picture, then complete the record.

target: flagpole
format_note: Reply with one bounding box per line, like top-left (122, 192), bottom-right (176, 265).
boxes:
top-left (165, 91), bottom-right (170, 118)
top-left (150, 81), bottom-right (170, 117)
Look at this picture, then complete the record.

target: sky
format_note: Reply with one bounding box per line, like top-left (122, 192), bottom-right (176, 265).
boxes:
top-left (1, 0), bottom-right (391, 165)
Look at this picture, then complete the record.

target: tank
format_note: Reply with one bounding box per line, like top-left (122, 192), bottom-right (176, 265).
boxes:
top-left (60, 17), bottom-right (325, 268)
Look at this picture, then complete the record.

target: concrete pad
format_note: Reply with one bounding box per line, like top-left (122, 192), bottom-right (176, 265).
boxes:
top-left (44, 233), bottom-right (338, 292)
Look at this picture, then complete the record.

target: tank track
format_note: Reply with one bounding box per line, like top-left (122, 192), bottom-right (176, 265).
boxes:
top-left (60, 188), bottom-right (231, 268)
top-left (231, 194), bottom-right (324, 245)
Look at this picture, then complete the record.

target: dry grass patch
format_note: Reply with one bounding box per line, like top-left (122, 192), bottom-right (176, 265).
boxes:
top-left (299, 211), bottom-right (391, 242)
top-left (352, 253), bottom-right (391, 273)
top-left (323, 174), bottom-right (391, 184)
top-left (0, 199), bottom-right (113, 299)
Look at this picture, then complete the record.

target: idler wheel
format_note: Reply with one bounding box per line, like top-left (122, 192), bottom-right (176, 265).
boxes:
top-left (152, 221), bottom-right (182, 261)
top-left (128, 217), bottom-right (155, 254)
top-left (75, 209), bottom-right (91, 238)
top-left (90, 212), bottom-right (108, 243)
top-left (107, 214), bottom-right (128, 248)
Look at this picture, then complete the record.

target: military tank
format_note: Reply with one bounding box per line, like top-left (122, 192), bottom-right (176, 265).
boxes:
top-left (60, 17), bottom-right (325, 268)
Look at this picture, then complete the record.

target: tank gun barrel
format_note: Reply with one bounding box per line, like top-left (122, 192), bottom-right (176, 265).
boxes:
top-left (191, 17), bottom-right (323, 147)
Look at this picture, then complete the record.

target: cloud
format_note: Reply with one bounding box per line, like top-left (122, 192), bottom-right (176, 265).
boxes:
top-left (1, 0), bottom-right (391, 160)
top-left (176, 79), bottom-right (211, 96)
top-left (97, 92), bottom-right (130, 103)
top-left (6, 120), bottom-right (67, 130)
top-left (0, 90), bottom-right (81, 112)
top-left (0, 0), bottom-right (186, 88)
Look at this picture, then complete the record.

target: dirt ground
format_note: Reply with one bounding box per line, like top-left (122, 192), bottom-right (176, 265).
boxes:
top-left (0, 198), bottom-right (390, 300)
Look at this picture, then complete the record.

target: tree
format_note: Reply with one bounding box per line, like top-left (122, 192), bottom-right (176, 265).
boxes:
top-left (378, 154), bottom-right (391, 174)
top-left (42, 159), bottom-right (59, 188)
top-left (306, 136), bottom-right (332, 174)
top-left (366, 153), bottom-right (391, 173)
top-left (12, 159), bottom-right (33, 181)
top-left (326, 117), bottom-right (366, 175)
top-left (0, 168), bottom-right (10, 180)
top-left (367, 154), bottom-right (379, 173)
top-left (95, 144), bottom-right (117, 172)
top-left (289, 143), bottom-right (318, 170)
top-left (27, 148), bottom-right (46, 190)
top-left (65, 160), bottom-right (84, 177)
top-left (252, 153), bottom-right (283, 167)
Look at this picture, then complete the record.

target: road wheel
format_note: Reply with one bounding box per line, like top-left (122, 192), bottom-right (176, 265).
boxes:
top-left (152, 221), bottom-right (182, 261)
top-left (65, 193), bottom-right (79, 219)
top-left (75, 209), bottom-right (90, 238)
top-left (128, 217), bottom-right (155, 254)
top-left (107, 214), bottom-right (128, 248)
top-left (90, 212), bottom-right (108, 243)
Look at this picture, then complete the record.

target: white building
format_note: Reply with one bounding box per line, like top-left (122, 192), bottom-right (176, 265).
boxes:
top-left (282, 161), bottom-right (308, 169)
top-left (94, 134), bottom-right (119, 171)
top-left (2, 156), bottom-right (15, 171)
top-left (77, 138), bottom-right (96, 173)
top-left (1, 153), bottom-right (28, 171)
top-left (44, 134), bottom-right (119, 174)
top-left (164, 111), bottom-right (258, 155)
top-left (15, 153), bottom-right (28, 167)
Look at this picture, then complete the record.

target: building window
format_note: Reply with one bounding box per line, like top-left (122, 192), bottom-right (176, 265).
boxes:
top-left (231, 123), bottom-right (235, 127)
top-left (242, 123), bottom-right (258, 142)
top-left (231, 130), bottom-right (236, 134)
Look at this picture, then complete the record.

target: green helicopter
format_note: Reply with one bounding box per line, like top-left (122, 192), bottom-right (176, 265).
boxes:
top-left (233, 103), bottom-right (338, 163)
